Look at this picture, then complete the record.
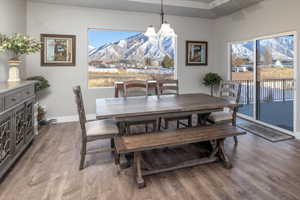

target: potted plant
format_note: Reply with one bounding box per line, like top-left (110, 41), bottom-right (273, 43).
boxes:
top-left (0, 33), bottom-right (41, 82)
top-left (202, 72), bottom-right (222, 96)
top-left (26, 76), bottom-right (50, 129)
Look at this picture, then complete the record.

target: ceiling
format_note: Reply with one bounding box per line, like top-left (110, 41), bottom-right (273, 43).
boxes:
top-left (29, 0), bottom-right (264, 18)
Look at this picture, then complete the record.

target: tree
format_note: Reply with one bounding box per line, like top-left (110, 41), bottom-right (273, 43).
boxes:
top-left (144, 57), bottom-right (152, 66)
top-left (263, 48), bottom-right (273, 66)
top-left (162, 56), bottom-right (174, 69)
top-left (232, 54), bottom-right (246, 67)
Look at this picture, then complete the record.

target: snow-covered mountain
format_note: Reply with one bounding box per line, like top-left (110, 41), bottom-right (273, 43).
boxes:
top-left (88, 33), bottom-right (175, 66)
top-left (232, 36), bottom-right (294, 61)
top-left (88, 45), bottom-right (97, 55)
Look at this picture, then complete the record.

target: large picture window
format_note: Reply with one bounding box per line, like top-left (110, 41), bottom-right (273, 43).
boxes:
top-left (88, 29), bottom-right (176, 87)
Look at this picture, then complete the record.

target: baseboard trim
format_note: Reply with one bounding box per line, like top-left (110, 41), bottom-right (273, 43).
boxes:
top-left (48, 114), bottom-right (96, 124)
top-left (293, 132), bottom-right (300, 140)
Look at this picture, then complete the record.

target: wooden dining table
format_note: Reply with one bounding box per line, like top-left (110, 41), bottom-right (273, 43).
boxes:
top-left (96, 93), bottom-right (240, 183)
top-left (96, 93), bottom-right (237, 133)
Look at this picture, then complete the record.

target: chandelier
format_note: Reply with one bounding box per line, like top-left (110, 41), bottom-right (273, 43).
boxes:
top-left (144, 0), bottom-right (177, 38)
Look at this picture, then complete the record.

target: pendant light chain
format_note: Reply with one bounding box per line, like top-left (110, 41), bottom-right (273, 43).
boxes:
top-left (160, 0), bottom-right (164, 25)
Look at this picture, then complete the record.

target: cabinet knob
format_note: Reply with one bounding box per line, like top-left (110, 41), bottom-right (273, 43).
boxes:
top-left (11, 98), bottom-right (16, 102)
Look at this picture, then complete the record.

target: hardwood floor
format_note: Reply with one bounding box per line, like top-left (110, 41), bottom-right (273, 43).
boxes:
top-left (1, 122), bottom-right (300, 200)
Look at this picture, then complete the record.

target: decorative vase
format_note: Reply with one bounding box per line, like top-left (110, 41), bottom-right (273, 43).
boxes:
top-left (8, 58), bottom-right (21, 82)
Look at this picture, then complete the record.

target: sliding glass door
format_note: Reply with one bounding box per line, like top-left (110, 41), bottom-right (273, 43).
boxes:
top-left (256, 35), bottom-right (294, 131)
top-left (231, 41), bottom-right (255, 118)
top-left (230, 33), bottom-right (295, 132)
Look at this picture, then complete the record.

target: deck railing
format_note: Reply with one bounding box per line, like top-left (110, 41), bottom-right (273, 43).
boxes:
top-left (234, 79), bottom-right (294, 104)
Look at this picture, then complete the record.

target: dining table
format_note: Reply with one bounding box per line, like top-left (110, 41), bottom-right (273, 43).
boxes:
top-left (97, 93), bottom-right (238, 167)
top-left (96, 93), bottom-right (237, 134)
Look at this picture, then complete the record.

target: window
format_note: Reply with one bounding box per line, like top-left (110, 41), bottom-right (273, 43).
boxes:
top-left (88, 29), bottom-right (176, 87)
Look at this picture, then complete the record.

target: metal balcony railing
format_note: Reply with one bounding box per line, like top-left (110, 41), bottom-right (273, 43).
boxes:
top-left (234, 79), bottom-right (294, 105)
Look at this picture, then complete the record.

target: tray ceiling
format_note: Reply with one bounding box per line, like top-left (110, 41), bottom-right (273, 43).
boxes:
top-left (29, 0), bottom-right (264, 18)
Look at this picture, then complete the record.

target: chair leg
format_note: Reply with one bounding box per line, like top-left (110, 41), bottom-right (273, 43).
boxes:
top-left (79, 142), bottom-right (86, 170)
top-left (234, 136), bottom-right (238, 144)
top-left (165, 120), bottom-right (169, 129)
top-left (145, 124), bottom-right (149, 133)
top-left (177, 120), bottom-right (180, 128)
top-left (188, 116), bottom-right (193, 127)
top-left (198, 114), bottom-right (204, 126)
top-left (153, 121), bottom-right (157, 132)
top-left (126, 125), bottom-right (131, 135)
top-left (111, 138), bottom-right (115, 150)
top-left (158, 117), bottom-right (162, 131)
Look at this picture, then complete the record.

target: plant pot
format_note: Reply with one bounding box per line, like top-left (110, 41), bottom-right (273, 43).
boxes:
top-left (8, 57), bottom-right (21, 82)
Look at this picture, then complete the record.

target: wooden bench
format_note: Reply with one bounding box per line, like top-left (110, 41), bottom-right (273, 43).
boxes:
top-left (115, 124), bottom-right (246, 188)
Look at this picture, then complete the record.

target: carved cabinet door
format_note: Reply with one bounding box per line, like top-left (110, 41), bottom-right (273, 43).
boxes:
top-left (0, 112), bottom-right (13, 172)
top-left (14, 104), bottom-right (26, 153)
top-left (24, 98), bottom-right (35, 144)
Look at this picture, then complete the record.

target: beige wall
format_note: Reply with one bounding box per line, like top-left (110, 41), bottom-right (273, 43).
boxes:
top-left (212, 0), bottom-right (300, 132)
top-left (0, 0), bottom-right (27, 82)
top-left (26, 2), bottom-right (215, 120)
top-left (22, 0), bottom-right (300, 132)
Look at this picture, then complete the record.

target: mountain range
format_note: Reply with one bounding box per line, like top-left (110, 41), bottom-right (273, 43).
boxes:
top-left (231, 36), bottom-right (294, 62)
top-left (88, 33), bottom-right (175, 66)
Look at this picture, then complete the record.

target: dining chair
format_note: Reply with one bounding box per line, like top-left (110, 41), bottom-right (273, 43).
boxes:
top-left (118, 80), bottom-right (158, 135)
top-left (157, 79), bottom-right (193, 130)
top-left (206, 81), bottom-right (242, 144)
top-left (73, 86), bottom-right (119, 170)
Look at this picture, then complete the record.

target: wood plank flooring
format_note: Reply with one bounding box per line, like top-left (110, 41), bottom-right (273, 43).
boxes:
top-left (1, 122), bottom-right (300, 200)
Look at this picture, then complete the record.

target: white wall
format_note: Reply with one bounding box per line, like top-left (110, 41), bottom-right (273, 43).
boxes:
top-left (213, 0), bottom-right (300, 132)
top-left (26, 2), bottom-right (215, 119)
top-left (0, 0), bottom-right (27, 82)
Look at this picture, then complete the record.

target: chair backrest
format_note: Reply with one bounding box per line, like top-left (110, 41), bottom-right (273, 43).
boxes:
top-left (73, 86), bottom-right (87, 139)
top-left (158, 79), bottom-right (179, 95)
top-left (124, 80), bottom-right (149, 97)
top-left (219, 81), bottom-right (241, 109)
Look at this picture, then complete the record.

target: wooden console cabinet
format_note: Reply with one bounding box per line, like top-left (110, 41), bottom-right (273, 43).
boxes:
top-left (0, 81), bottom-right (35, 179)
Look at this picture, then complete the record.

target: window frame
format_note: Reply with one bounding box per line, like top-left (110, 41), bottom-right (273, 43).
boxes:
top-left (87, 28), bottom-right (178, 89)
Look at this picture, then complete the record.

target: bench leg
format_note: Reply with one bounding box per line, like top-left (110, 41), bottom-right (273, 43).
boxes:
top-left (134, 152), bottom-right (145, 188)
top-left (114, 152), bottom-right (121, 174)
top-left (217, 139), bottom-right (232, 169)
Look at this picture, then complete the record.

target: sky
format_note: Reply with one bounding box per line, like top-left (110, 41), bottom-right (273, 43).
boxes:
top-left (88, 29), bottom-right (140, 48)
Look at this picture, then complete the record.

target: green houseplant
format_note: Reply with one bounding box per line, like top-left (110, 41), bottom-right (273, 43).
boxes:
top-left (26, 76), bottom-right (50, 127)
top-left (202, 72), bottom-right (222, 96)
top-left (0, 33), bottom-right (41, 82)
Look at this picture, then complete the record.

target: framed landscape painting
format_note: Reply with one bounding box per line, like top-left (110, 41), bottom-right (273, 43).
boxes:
top-left (41, 34), bottom-right (76, 66)
top-left (186, 41), bottom-right (208, 66)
